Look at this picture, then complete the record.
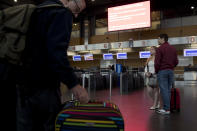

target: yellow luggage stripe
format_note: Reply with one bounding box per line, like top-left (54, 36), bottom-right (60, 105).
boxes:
top-left (63, 122), bottom-right (117, 128)
top-left (64, 109), bottom-right (119, 113)
top-left (66, 118), bottom-right (115, 124)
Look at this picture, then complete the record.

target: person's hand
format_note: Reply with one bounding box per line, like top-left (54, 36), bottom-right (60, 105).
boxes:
top-left (77, 0), bottom-right (86, 12)
top-left (145, 72), bottom-right (151, 77)
top-left (71, 84), bottom-right (89, 103)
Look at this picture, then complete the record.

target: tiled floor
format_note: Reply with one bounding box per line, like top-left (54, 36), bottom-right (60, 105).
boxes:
top-left (94, 84), bottom-right (197, 131)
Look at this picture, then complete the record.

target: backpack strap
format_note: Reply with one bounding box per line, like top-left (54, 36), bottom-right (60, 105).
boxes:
top-left (36, 3), bottom-right (71, 13)
top-left (0, 10), bottom-right (5, 24)
top-left (37, 4), bottom-right (64, 9)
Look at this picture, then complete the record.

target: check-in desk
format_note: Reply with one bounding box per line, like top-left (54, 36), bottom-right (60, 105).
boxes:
top-left (184, 68), bottom-right (197, 84)
top-left (184, 68), bottom-right (197, 81)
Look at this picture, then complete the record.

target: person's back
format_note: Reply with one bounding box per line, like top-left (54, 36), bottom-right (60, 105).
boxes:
top-left (24, 0), bottom-right (74, 89)
top-left (156, 42), bottom-right (178, 72)
top-left (155, 39), bottom-right (178, 73)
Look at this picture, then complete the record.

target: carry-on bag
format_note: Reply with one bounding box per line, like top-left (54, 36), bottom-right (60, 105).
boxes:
top-left (170, 86), bottom-right (181, 112)
top-left (55, 101), bottom-right (124, 131)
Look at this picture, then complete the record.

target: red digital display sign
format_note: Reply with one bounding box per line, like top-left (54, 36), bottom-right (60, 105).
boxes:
top-left (108, 1), bottom-right (151, 32)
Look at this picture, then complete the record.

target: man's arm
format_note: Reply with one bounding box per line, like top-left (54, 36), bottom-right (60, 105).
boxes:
top-left (46, 9), bottom-right (78, 89)
top-left (46, 9), bottom-right (89, 103)
top-left (154, 48), bottom-right (162, 74)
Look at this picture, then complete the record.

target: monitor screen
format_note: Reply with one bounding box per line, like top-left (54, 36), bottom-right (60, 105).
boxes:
top-left (108, 1), bottom-right (151, 32)
top-left (103, 53), bottom-right (113, 60)
top-left (184, 49), bottom-right (197, 57)
top-left (117, 53), bottom-right (127, 59)
top-left (139, 51), bottom-right (151, 58)
top-left (84, 54), bottom-right (94, 61)
top-left (73, 55), bottom-right (81, 61)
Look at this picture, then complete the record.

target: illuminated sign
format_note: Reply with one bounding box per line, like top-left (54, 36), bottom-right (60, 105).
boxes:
top-left (103, 53), bottom-right (113, 60)
top-left (84, 54), bottom-right (94, 60)
top-left (139, 51), bottom-right (151, 58)
top-left (117, 53), bottom-right (127, 59)
top-left (108, 1), bottom-right (151, 31)
top-left (73, 55), bottom-right (81, 61)
top-left (184, 49), bottom-right (197, 57)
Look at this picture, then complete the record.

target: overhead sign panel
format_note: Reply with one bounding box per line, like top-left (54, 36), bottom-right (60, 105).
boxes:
top-left (184, 49), bottom-right (197, 57)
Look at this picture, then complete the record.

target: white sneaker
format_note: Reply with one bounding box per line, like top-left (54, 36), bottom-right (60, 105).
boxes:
top-left (156, 109), bottom-right (170, 115)
top-left (150, 106), bottom-right (156, 110)
top-left (156, 104), bottom-right (160, 109)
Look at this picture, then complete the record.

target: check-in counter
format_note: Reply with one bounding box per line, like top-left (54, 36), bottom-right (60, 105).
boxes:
top-left (184, 67), bottom-right (197, 81)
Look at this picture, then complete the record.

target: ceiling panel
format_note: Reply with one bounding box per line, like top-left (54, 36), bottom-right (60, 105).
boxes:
top-left (1, 0), bottom-right (196, 20)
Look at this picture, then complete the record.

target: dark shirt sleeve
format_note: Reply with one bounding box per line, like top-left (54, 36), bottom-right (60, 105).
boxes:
top-left (155, 48), bottom-right (162, 74)
top-left (46, 9), bottom-right (79, 89)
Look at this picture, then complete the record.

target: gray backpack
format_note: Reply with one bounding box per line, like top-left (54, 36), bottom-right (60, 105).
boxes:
top-left (0, 4), bottom-right (62, 65)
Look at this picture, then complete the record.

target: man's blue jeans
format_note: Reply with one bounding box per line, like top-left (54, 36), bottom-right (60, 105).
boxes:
top-left (157, 70), bottom-right (174, 111)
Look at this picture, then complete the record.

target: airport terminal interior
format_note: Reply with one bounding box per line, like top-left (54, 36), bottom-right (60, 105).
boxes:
top-left (1, 0), bottom-right (197, 131)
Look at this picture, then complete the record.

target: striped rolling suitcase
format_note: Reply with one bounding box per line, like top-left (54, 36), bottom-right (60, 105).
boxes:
top-left (55, 101), bottom-right (124, 131)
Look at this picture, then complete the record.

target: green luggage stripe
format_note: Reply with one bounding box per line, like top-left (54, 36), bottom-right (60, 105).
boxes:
top-left (79, 104), bottom-right (104, 107)
top-left (55, 125), bottom-right (61, 128)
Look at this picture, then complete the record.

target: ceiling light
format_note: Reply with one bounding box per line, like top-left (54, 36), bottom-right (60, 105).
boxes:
top-left (79, 50), bottom-right (101, 54)
top-left (109, 48), bottom-right (132, 52)
top-left (79, 50), bottom-right (91, 53)
top-left (14, 0), bottom-right (17, 2)
top-left (67, 51), bottom-right (76, 56)
top-left (191, 6), bottom-right (195, 10)
top-left (190, 44), bottom-right (197, 48)
top-left (91, 0), bottom-right (95, 2)
top-left (90, 50), bottom-right (102, 54)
